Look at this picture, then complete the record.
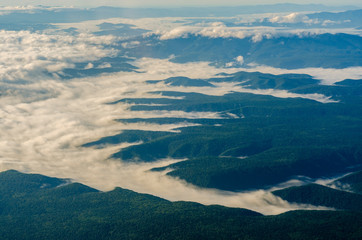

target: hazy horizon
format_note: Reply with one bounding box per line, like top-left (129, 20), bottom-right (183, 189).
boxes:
top-left (1, 1), bottom-right (362, 8)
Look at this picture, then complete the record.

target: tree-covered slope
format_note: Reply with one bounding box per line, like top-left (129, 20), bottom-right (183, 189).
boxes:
top-left (273, 183), bottom-right (362, 211)
top-left (85, 74), bottom-right (362, 191)
top-left (332, 171), bottom-right (362, 194)
top-left (123, 33), bottom-right (362, 69)
top-left (1, 170), bottom-right (362, 240)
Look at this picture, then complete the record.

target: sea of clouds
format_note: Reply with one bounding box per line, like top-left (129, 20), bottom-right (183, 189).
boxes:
top-left (1, 11), bottom-right (361, 214)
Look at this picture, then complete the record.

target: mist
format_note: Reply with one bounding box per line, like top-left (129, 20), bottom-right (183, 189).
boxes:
top-left (0, 38), bottom-right (338, 215)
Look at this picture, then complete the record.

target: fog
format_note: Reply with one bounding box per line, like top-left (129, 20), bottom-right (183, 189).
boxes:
top-left (1, 24), bottom-right (352, 215)
top-left (0, 48), bottom-right (337, 215)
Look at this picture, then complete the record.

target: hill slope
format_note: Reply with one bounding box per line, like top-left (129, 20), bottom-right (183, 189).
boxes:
top-left (1, 170), bottom-right (362, 239)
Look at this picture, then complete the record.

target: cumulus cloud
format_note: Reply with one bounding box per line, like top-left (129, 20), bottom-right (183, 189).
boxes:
top-left (268, 12), bottom-right (321, 25)
top-left (154, 23), bottom-right (362, 42)
top-left (157, 25), bottom-right (281, 41)
top-left (226, 55), bottom-right (244, 67)
top-left (235, 55), bottom-right (244, 65)
top-left (115, 15), bottom-right (361, 41)
top-left (84, 63), bottom-right (94, 69)
top-left (267, 173), bottom-right (359, 195)
top-left (0, 30), bottom-right (117, 83)
top-left (121, 40), bottom-right (141, 49)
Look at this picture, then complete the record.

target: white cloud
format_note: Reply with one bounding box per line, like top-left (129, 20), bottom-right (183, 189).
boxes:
top-left (84, 62), bottom-right (94, 69)
top-left (157, 25), bottom-right (281, 41)
top-left (0, 30), bottom-right (118, 83)
top-left (97, 62), bottom-right (112, 69)
top-left (268, 12), bottom-right (321, 25)
top-left (133, 58), bottom-right (338, 102)
top-left (155, 24), bottom-right (362, 42)
top-left (0, 54), bottom-right (340, 215)
top-left (241, 64), bottom-right (362, 85)
top-left (121, 40), bottom-right (141, 49)
top-left (0, 5), bottom-right (72, 15)
top-left (0, 10), bottom-right (359, 216)
top-left (236, 55), bottom-right (244, 65)
top-left (0, 5), bottom-right (70, 11)
top-left (226, 55), bottom-right (245, 67)
top-left (53, 16), bottom-right (362, 42)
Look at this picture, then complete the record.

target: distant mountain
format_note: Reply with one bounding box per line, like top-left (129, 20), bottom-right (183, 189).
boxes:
top-left (307, 9), bottom-right (362, 24)
top-left (0, 5), bottom-right (358, 24)
top-left (124, 33), bottom-right (362, 69)
top-left (147, 76), bottom-right (216, 87)
top-left (214, 72), bottom-right (319, 90)
top-left (1, 170), bottom-right (362, 240)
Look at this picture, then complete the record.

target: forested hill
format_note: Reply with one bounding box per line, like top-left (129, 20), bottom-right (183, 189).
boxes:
top-left (1, 170), bottom-right (362, 240)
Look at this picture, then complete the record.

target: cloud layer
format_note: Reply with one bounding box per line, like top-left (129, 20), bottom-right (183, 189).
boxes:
top-left (0, 37), bottom-right (340, 215)
top-left (1, 16), bottom-right (359, 215)
top-left (0, 30), bottom-right (117, 83)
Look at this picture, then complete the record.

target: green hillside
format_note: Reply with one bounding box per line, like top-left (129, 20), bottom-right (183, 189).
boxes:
top-left (273, 183), bottom-right (362, 211)
top-left (84, 74), bottom-right (362, 191)
top-left (333, 171), bottom-right (362, 194)
top-left (1, 170), bottom-right (362, 240)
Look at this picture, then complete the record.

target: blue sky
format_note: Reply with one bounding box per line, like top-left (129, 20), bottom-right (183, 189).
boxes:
top-left (1, 0), bottom-right (362, 8)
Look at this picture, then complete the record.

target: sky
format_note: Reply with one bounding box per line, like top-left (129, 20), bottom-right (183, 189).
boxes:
top-left (1, 0), bottom-right (361, 8)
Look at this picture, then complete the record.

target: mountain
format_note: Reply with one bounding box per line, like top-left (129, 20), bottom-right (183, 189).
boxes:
top-left (83, 72), bottom-right (362, 191)
top-left (332, 171), bottom-right (362, 194)
top-left (147, 76), bottom-right (216, 87)
top-left (0, 5), bottom-right (357, 25)
top-left (123, 33), bottom-right (362, 69)
top-left (307, 9), bottom-right (362, 26)
top-left (2, 5), bottom-right (362, 239)
top-left (273, 183), bottom-right (362, 211)
top-left (1, 170), bottom-right (362, 240)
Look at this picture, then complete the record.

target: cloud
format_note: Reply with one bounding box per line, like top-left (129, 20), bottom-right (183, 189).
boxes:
top-left (53, 15), bottom-right (362, 42)
top-left (226, 55), bottom-right (245, 67)
top-left (97, 62), bottom-right (112, 69)
top-left (121, 40), bottom-right (141, 49)
top-left (0, 5), bottom-right (72, 16)
top-left (157, 25), bottom-right (280, 41)
top-left (121, 15), bottom-right (361, 41)
top-left (241, 64), bottom-right (362, 85)
top-left (0, 9), bottom-right (358, 216)
top-left (0, 30), bottom-right (118, 83)
top-left (235, 55), bottom-right (244, 65)
top-left (133, 58), bottom-right (338, 102)
top-left (268, 12), bottom-right (321, 25)
top-left (0, 5), bottom-right (70, 11)
top-left (155, 24), bottom-right (362, 42)
top-left (0, 52), bottom-right (340, 215)
top-left (84, 63), bottom-right (94, 69)
top-left (0, 6), bottom-right (82, 18)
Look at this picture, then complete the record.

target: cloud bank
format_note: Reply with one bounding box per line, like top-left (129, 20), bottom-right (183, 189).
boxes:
top-left (0, 37), bottom-right (339, 215)
top-left (0, 30), bottom-right (117, 83)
